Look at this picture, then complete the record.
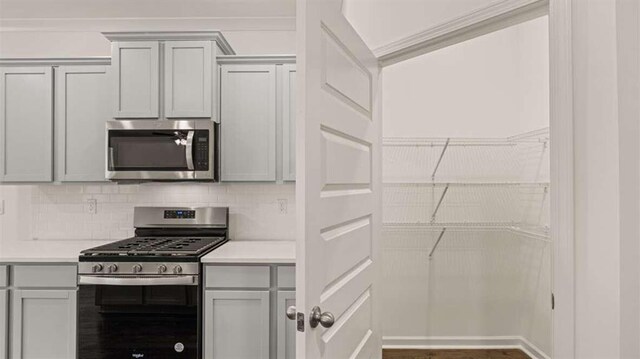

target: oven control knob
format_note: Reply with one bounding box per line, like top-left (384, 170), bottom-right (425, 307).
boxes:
top-left (133, 264), bottom-right (143, 274)
top-left (92, 264), bottom-right (103, 273)
top-left (158, 264), bottom-right (167, 274)
top-left (108, 264), bottom-right (118, 273)
top-left (173, 265), bottom-right (183, 274)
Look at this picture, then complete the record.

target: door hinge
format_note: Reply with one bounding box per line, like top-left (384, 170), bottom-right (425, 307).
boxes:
top-left (551, 293), bottom-right (555, 310)
top-left (297, 312), bottom-right (305, 332)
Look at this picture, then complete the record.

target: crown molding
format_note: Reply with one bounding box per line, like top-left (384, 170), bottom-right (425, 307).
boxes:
top-left (374, 0), bottom-right (548, 67)
top-left (102, 31), bottom-right (235, 54)
top-left (217, 54), bottom-right (296, 65)
top-left (0, 57), bottom-right (111, 66)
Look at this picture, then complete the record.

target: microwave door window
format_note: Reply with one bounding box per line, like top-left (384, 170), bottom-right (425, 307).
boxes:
top-left (109, 131), bottom-right (189, 171)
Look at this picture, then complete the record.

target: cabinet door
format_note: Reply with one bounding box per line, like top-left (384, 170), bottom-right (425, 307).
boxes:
top-left (204, 290), bottom-right (270, 359)
top-left (0, 290), bottom-right (6, 359)
top-left (112, 41), bottom-right (159, 118)
top-left (281, 65), bottom-right (296, 181)
top-left (277, 291), bottom-right (296, 359)
top-left (55, 66), bottom-right (110, 182)
top-left (164, 41), bottom-right (213, 118)
top-left (220, 64), bottom-right (276, 181)
top-left (0, 67), bottom-right (53, 182)
top-left (11, 289), bottom-right (77, 359)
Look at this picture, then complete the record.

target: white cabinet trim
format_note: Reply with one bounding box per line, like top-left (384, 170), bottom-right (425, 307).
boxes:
top-left (102, 31), bottom-right (235, 55)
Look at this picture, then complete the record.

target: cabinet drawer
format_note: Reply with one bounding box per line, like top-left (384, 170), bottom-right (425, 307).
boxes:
top-left (0, 266), bottom-right (6, 287)
top-left (206, 266), bottom-right (270, 288)
top-left (12, 265), bottom-right (77, 288)
top-left (277, 266), bottom-right (295, 288)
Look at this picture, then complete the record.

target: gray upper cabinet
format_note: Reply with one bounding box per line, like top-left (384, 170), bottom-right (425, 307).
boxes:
top-left (281, 65), bottom-right (296, 182)
top-left (220, 64), bottom-right (277, 181)
top-left (55, 65), bottom-right (111, 182)
top-left (111, 41), bottom-right (160, 118)
top-left (0, 289), bottom-right (6, 359)
top-left (0, 67), bottom-right (53, 182)
top-left (164, 41), bottom-right (213, 118)
top-left (204, 290), bottom-right (270, 359)
top-left (11, 289), bottom-right (77, 359)
top-left (105, 31), bottom-right (235, 121)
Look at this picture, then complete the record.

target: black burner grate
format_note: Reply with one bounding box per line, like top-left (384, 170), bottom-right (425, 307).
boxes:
top-left (82, 236), bottom-right (226, 256)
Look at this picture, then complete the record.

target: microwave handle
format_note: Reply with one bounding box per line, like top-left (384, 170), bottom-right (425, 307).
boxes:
top-left (186, 131), bottom-right (195, 170)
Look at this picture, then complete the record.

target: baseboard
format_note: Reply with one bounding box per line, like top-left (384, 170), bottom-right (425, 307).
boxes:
top-left (382, 336), bottom-right (549, 359)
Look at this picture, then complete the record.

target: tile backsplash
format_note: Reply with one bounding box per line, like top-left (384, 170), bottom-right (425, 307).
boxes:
top-left (30, 183), bottom-right (295, 241)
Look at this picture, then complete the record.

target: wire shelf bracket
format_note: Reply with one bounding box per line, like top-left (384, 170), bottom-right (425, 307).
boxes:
top-left (430, 184), bottom-right (449, 223)
top-left (431, 137), bottom-right (450, 180)
top-left (428, 228), bottom-right (447, 259)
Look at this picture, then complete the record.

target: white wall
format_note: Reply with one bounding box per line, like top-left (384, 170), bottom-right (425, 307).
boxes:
top-left (382, 16), bottom-right (549, 139)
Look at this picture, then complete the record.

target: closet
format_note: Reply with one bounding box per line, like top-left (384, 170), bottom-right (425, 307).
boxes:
top-left (380, 16), bottom-right (551, 358)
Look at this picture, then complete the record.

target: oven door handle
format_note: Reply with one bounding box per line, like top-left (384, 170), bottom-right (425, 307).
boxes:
top-left (185, 130), bottom-right (195, 170)
top-left (79, 275), bottom-right (198, 286)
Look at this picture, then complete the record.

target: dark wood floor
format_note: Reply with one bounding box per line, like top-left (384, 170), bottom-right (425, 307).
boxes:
top-left (383, 349), bottom-right (531, 359)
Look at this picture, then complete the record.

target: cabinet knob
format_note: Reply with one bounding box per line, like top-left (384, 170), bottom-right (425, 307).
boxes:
top-left (286, 306), bottom-right (297, 320)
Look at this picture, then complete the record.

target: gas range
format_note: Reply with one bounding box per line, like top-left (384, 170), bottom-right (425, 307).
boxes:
top-left (77, 206), bottom-right (229, 359)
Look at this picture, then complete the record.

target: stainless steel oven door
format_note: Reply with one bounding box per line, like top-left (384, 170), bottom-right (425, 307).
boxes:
top-left (78, 275), bottom-right (201, 359)
top-left (106, 120), bottom-right (215, 181)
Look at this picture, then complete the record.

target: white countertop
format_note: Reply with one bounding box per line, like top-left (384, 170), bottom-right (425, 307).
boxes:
top-left (201, 240), bottom-right (296, 264)
top-left (0, 240), bottom-right (110, 263)
top-left (0, 240), bottom-right (295, 264)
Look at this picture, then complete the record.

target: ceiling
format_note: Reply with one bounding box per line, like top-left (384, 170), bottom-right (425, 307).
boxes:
top-left (0, 0), bottom-right (296, 19)
top-left (0, 0), bottom-right (501, 50)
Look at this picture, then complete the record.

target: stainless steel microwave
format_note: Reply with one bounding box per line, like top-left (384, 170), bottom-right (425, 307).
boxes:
top-left (106, 120), bottom-right (218, 181)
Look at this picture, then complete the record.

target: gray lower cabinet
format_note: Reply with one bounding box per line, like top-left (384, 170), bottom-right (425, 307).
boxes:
top-left (0, 289), bottom-right (7, 359)
top-left (55, 65), bottom-right (111, 182)
top-left (204, 290), bottom-right (270, 359)
top-left (11, 289), bottom-right (77, 359)
top-left (276, 291), bottom-right (295, 359)
top-left (0, 67), bottom-right (53, 182)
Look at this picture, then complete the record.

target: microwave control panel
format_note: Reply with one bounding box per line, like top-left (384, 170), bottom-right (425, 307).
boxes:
top-left (194, 131), bottom-right (209, 171)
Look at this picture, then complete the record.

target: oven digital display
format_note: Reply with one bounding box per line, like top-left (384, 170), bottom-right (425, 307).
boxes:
top-left (164, 210), bottom-right (196, 219)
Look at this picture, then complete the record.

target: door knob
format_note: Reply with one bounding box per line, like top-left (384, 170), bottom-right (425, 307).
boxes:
top-left (286, 306), bottom-right (297, 320)
top-left (309, 306), bottom-right (334, 328)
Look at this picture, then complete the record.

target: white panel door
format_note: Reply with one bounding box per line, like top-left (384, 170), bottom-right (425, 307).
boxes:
top-left (204, 290), bottom-right (270, 359)
top-left (55, 65), bottom-right (110, 182)
top-left (112, 41), bottom-right (159, 118)
top-left (220, 64), bottom-right (277, 181)
top-left (164, 41), bottom-right (213, 118)
top-left (0, 289), bottom-right (7, 359)
top-left (0, 67), bottom-right (53, 182)
top-left (11, 289), bottom-right (77, 359)
top-left (281, 64), bottom-right (297, 182)
top-left (296, 0), bottom-right (382, 358)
